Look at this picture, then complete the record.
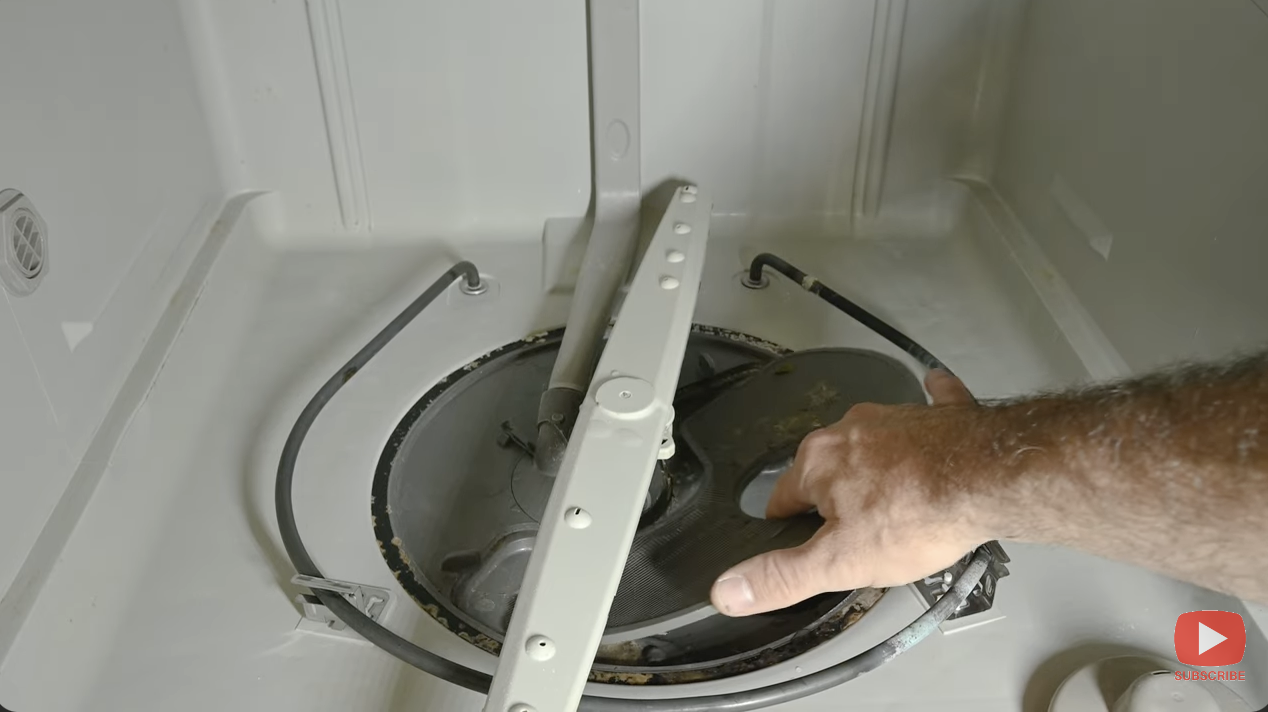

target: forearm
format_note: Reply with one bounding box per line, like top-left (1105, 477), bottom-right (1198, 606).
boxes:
top-left (969, 353), bottom-right (1268, 600)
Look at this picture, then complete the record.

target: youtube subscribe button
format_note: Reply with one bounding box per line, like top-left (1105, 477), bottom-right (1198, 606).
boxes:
top-left (1174, 610), bottom-right (1247, 678)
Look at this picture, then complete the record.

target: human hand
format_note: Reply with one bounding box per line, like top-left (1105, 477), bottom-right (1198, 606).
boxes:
top-left (710, 369), bottom-right (991, 616)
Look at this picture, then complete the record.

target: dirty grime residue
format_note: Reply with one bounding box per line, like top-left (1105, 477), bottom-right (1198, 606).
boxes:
top-left (806, 381), bottom-right (839, 408)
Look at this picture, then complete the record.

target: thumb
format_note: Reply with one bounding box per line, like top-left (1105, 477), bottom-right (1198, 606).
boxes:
top-left (925, 368), bottom-right (974, 405)
top-left (710, 530), bottom-right (840, 616)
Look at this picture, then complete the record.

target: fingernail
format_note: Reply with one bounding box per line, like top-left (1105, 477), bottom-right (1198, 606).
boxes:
top-left (712, 574), bottom-right (756, 615)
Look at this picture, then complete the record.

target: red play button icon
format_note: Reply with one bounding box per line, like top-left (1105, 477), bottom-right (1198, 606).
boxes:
top-left (1174, 610), bottom-right (1246, 666)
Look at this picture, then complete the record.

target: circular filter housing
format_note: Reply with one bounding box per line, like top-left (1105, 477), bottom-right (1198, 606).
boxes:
top-left (373, 327), bottom-right (926, 684)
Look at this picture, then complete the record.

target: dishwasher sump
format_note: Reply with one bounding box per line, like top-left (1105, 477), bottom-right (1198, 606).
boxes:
top-left (275, 238), bottom-right (999, 711)
top-left (371, 325), bottom-right (929, 684)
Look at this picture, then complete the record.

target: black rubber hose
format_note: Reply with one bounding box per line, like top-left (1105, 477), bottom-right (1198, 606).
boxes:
top-left (746, 253), bottom-right (947, 373)
top-left (595, 547), bottom-right (991, 712)
top-left (276, 261), bottom-right (492, 694)
top-left (276, 259), bottom-right (995, 711)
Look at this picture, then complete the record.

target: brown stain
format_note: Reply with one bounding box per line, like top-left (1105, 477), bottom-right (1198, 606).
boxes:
top-left (655, 669), bottom-right (713, 684)
top-left (458, 630), bottom-right (502, 654)
top-left (588, 670), bottom-right (653, 685)
top-left (390, 537), bottom-right (412, 567)
top-left (595, 639), bottom-right (643, 664)
top-left (690, 324), bottom-right (787, 355)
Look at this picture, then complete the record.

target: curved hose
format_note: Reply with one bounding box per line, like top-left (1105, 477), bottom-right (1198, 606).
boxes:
top-left (276, 258), bottom-right (994, 711)
top-left (746, 253), bottom-right (947, 373)
top-left (276, 261), bottom-right (492, 693)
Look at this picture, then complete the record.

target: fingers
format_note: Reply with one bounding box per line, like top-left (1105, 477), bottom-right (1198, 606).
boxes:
top-left (766, 428), bottom-right (837, 519)
top-left (710, 528), bottom-right (850, 616)
top-left (765, 463), bottom-right (815, 519)
top-left (925, 368), bottom-right (974, 405)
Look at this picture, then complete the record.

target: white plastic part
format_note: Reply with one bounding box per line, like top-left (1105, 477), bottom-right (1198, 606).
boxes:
top-left (563, 506), bottom-right (592, 530)
top-left (1114, 675), bottom-right (1222, 712)
top-left (542, 0), bottom-right (642, 397)
top-left (1048, 656), bottom-right (1251, 712)
top-left (484, 186), bottom-right (711, 712)
top-left (524, 635), bottom-right (556, 662)
top-left (290, 574), bottom-right (392, 635)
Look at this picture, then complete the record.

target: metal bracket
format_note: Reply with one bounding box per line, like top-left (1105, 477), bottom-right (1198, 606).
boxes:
top-left (910, 540), bottom-right (1010, 625)
top-left (292, 574), bottom-right (392, 632)
top-left (484, 186), bottom-right (712, 712)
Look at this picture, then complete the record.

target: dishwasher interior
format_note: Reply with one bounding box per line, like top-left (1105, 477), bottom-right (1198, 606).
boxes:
top-left (1, 1), bottom-right (1267, 710)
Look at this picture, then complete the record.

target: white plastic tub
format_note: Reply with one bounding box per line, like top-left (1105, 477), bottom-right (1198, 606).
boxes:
top-left (1, 1), bottom-right (1266, 710)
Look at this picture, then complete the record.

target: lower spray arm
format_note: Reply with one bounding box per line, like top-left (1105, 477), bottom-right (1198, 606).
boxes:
top-left (484, 185), bottom-right (711, 712)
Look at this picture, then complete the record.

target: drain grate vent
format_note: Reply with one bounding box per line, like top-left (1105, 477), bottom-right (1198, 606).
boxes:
top-left (0, 189), bottom-right (49, 296)
top-left (12, 210), bottom-right (44, 277)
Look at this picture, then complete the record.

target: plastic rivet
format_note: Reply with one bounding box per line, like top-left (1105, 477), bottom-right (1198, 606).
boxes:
top-left (673, 222), bottom-right (691, 235)
top-left (596, 377), bottom-right (655, 416)
top-left (509, 705), bottom-right (536, 712)
top-left (680, 192), bottom-right (697, 204)
top-left (666, 249), bottom-right (685, 263)
top-left (565, 507), bottom-right (592, 529)
top-left (526, 635), bottom-right (556, 661)
top-left (660, 275), bottom-right (680, 290)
